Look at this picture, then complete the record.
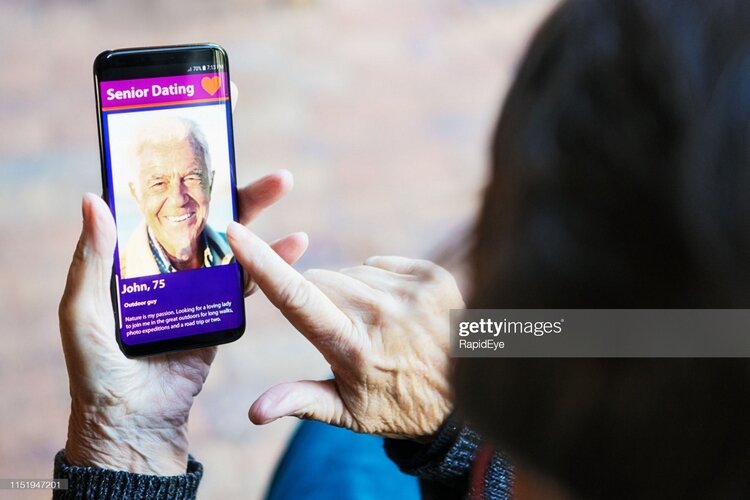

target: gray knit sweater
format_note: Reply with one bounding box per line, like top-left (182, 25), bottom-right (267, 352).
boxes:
top-left (53, 419), bottom-right (513, 499)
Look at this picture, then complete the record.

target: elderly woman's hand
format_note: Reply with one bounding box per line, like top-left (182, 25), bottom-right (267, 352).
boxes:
top-left (59, 172), bottom-right (306, 475)
top-left (227, 223), bottom-right (464, 440)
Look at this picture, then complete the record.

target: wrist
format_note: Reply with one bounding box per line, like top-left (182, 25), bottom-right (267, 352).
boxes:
top-left (65, 400), bottom-right (190, 475)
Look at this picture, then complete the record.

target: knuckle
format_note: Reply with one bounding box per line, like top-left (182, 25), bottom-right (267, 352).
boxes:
top-left (418, 262), bottom-right (456, 289)
top-left (302, 268), bottom-right (326, 282)
top-left (276, 278), bottom-right (312, 312)
top-left (69, 240), bottom-right (88, 274)
top-left (345, 341), bottom-right (368, 366)
top-left (397, 285), bottom-right (421, 304)
top-left (377, 295), bottom-right (407, 321)
top-left (435, 269), bottom-right (459, 292)
top-left (419, 260), bottom-right (446, 280)
top-left (431, 264), bottom-right (452, 282)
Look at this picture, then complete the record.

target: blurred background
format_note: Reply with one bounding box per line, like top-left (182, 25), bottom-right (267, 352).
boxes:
top-left (0, 0), bottom-right (554, 497)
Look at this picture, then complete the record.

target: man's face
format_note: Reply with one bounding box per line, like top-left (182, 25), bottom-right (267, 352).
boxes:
top-left (131, 137), bottom-right (213, 265)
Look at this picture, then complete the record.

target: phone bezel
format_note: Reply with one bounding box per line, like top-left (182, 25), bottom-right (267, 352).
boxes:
top-left (94, 43), bottom-right (245, 358)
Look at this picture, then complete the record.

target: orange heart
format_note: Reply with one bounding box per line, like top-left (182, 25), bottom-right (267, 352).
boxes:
top-left (201, 76), bottom-right (221, 96)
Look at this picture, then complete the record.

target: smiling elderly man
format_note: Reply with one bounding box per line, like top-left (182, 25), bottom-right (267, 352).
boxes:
top-left (121, 116), bottom-right (233, 278)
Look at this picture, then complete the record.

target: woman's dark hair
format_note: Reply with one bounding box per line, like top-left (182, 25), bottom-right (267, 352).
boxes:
top-left (456, 0), bottom-right (750, 498)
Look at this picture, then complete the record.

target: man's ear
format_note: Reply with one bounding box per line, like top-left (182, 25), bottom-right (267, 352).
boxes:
top-left (208, 170), bottom-right (215, 198)
top-left (129, 181), bottom-right (140, 204)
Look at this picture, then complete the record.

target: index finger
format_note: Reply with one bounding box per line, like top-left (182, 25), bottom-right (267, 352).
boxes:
top-left (226, 222), bottom-right (355, 359)
top-left (364, 255), bottom-right (443, 278)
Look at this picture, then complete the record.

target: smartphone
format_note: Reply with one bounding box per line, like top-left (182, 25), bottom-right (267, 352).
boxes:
top-left (94, 44), bottom-right (245, 357)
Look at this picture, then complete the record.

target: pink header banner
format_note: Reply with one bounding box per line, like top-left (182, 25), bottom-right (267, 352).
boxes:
top-left (99, 72), bottom-right (229, 111)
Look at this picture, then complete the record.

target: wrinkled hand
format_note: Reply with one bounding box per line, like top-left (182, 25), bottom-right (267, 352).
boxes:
top-left (227, 223), bottom-right (464, 440)
top-left (59, 172), bottom-right (307, 475)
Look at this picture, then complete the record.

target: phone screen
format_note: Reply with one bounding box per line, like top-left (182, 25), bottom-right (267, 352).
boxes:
top-left (95, 45), bottom-right (245, 357)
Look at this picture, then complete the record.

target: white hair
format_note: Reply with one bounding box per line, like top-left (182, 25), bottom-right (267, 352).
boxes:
top-left (130, 116), bottom-right (211, 182)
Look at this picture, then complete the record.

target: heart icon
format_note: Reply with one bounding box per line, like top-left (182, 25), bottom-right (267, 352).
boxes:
top-left (201, 76), bottom-right (221, 96)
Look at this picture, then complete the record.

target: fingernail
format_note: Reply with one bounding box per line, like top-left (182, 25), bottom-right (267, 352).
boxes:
top-left (81, 193), bottom-right (94, 234)
top-left (249, 400), bottom-right (274, 425)
top-left (226, 221), bottom-right (245, 241)
top-left (291, 231), bottom-right (309, 244)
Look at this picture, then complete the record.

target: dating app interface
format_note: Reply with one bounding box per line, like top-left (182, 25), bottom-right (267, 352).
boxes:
top-left (100, 71), bottom-right (244, 345)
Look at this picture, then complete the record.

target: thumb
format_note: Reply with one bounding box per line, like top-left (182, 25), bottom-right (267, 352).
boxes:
top-left (59, 193), bottom-right (117, 334)
top-left (249, 380), bottom-right (348, 427)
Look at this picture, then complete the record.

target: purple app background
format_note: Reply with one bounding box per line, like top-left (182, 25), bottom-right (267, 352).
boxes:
top-left (99, 69), bottom-right (243, 347)
top-left (117, 264), bottom-right (244, 345)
